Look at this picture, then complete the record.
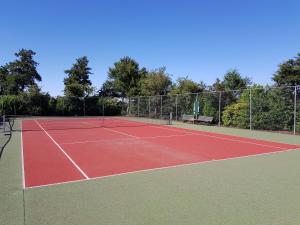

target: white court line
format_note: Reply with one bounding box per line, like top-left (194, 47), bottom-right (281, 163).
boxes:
top-left (20, 121), bottom-right (26, 189)
top-left (61, 133), bottom-right (203, 145)
top-left (77, 118), bottom-right (288, 150)
top-left (34, 120), bottom-right (89, 180)
top-left (103, 127), bottom-right (137, 138)
top-left (82, 120), bottom-right (138, 139)
top-left (25, 147), bottom-right (300, 190)
top-left (112, 117), bottom-right (288, 149)
top-left (153, 125), bottom-right (288, 150)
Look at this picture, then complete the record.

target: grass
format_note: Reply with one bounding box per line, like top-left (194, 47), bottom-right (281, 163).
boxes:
top-left (1, 119), bottom-right (300, 225)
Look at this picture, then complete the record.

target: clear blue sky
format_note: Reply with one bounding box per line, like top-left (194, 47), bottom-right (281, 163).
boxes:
top-left (1, 0), bottom-right (300, 96)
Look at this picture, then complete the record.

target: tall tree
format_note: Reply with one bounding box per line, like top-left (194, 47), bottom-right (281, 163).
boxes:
top-left (64, 56), bottom-right (93, 97)
top-left (0, 66), bottom-right (9, 94)
top-left (140, 67), bottom-right (172, 96)
top-left (1, 49), bottom-right (41, 94)
top-left (171, 77), bottom-right (205, 94)
top-left (210, 78), bottom-right (224, 91)
top-left (222, 69), bottom-right (251, 91)
top-left (273, 53), bottom-right (300, 86)
top-left (106, 57), bottom-right (145, 97)
top-left (99, 80), bottom-right (118, 97)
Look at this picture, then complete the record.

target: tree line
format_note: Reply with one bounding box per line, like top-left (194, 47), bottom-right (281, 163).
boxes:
top-left (0, 49), bottom-right (299, 132)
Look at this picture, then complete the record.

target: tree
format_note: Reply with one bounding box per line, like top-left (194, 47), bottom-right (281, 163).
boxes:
top-left (1, 49), bottom-right (41, 95)
top-left (106, 57), bottom-right (145, 97)
top-left (140, 67), bottom-right (172, 96)
top-left (27, 84), bottom-right (51, 115)
top-left (170, 77), bottom-right (206, 117)
top-left (222, 69), bottom-right (251, 91)
top-left (210, 78), bottom-right (224, 91)
top-left (273, 53), bottom-right (300, 86)
top-left (222, 102), bottom-right (249, 128)
top-left (99, 80), bottom-right (119, 97)
top-left (0, 66), bottom-right (9, 94)
top-left (171, 77), bottom-right (205, 94)
top-left (218, 69), bottom-right (251, 110)
top-left (64, 56), bottom-right (93, 97)
top-left (222, 85), bottom-right (291, 130)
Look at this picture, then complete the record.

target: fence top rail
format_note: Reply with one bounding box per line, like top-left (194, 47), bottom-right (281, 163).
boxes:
top-left (125, 85), bottom-right (300, 99)
top-left (2, 85), bottom-right (299, 100)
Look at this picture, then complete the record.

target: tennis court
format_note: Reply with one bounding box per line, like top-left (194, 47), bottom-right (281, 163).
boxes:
top-left (2, 117), bottom-right (300, 225)
top-left (21, 117), bottom-right (299, 189)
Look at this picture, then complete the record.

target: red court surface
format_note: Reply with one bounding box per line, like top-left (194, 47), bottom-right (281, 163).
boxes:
top-left (21, 118), bottom-right (300, 188)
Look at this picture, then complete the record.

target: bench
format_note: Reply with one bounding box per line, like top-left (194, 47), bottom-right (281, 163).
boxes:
top-left (182, 114), bottom-right (195, 123)
top-left (196, 116), bottom-right (214, 124)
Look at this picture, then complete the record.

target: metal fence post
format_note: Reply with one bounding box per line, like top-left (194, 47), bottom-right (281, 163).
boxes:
top-left (62, 97), bottom-right (65, 116)
top-left (83, 97), bottom-right (86, 117)
top-left (160, 95), bottom-right (162, 118)
top-left (138, 97), bottom-right (140, 117)
top-left (294, 86), bottom-right (297, 135)
top-left (196, 93), bottom-right (199, 118)
top-left (14, 97), bottom-right (17, 115)
top-left (2, 115), bottom-right (5, 133)
top-left (148, 96), bottom-right (151, 117)
top-left (102, 98), bottom-right (104, 117)
top-left (249, 88), bottom-right (252, 130)
top-left (175, 95), bottom-right (178, 121)
top-left (1, 98), bottom-right (3, 115)
top-left (218, 91), bottom-right (222, 126)
top-left (127, 97), bottom-right (131, 116)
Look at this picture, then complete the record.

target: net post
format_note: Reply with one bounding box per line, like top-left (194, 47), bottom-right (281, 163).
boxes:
top-left (294, 86), bottom-right (297, 135)
top-left (218, 91), bottom-right (221, 126)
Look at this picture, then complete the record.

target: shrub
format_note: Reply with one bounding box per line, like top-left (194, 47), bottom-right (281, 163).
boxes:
top-left (222, 102), bottom-right (249, 128)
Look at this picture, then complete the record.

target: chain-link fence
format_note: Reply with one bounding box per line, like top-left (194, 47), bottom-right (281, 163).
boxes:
top-left (0, 85), bottom-right (299, 134)
top-left (127, 86), bottom-right (299, 134)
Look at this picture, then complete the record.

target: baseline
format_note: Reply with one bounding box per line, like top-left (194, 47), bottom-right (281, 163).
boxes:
top-left (26, 147), bottom-right (300, 190)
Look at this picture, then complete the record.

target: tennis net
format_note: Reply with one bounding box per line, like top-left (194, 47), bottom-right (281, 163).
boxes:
top-left (18, 113), bottom-right (173, 132)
